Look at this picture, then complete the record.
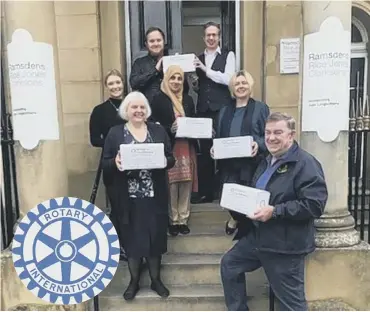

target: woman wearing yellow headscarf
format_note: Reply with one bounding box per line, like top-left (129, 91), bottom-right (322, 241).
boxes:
top-left (151, 65), bottom-right (198, 236)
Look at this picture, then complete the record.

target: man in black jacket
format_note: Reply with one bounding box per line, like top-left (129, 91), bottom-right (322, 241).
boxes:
top-left (220, 112), bottom-right (328, 311)
top-left (129, 27), bottom-right (190, 107)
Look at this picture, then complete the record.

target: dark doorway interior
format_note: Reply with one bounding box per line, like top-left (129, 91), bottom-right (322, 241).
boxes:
top-left (128, 1), bottom-right (236, 63)
top-left (182, 1), bottom-right (236, 55)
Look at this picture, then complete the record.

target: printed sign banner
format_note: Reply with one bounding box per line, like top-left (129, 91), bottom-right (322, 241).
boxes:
top-left (301, 16), bottom-right (351, 142)
top-left (7, 29), bottom-right (60, 150)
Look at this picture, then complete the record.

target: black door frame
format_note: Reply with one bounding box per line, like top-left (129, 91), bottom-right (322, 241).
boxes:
top-left (123, 0), bottom-right (241, 92)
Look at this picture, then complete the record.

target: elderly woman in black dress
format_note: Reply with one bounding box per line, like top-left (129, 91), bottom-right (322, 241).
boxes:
top-left (102, 91), bottom-right (175, 300)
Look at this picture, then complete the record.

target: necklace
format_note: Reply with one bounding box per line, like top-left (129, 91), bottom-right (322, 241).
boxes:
top-left (126, 123), bottom-right (147, 142)
top-left (109, 99), bottom-right (119, 112)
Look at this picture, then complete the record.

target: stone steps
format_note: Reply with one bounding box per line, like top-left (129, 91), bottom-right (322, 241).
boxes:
top-left (110, 254), bottom-right (222, 287)
top-left (168, 205), bottom-right (233, 254)
top-left (188, 210), bottom-right (228, 225)
top-left (99, 284), bottom-right (270, 311)
top-left (99, 203), bottom-right (270, 311)
top-left (168, 225), bottom-right (234, 254)
top-left (108, 254), bottom-right (268, 287)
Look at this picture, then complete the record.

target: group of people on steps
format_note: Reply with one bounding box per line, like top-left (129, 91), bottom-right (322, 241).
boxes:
top-left (89, 22), bottom-right (328, 311)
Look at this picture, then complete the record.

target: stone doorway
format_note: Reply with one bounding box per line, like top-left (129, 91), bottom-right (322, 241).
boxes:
top-left (123, 1), bottom-right (239, 93)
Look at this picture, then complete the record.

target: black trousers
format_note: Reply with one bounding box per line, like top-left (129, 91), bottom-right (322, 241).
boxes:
top-left (220, 231), bottom-right (307, 311)
top-left (106, 187), bottom-right (126, 253)
top-left (197, 110), bottom-right (220, 200)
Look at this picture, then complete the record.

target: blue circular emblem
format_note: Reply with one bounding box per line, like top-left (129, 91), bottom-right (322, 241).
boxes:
top-left (12, 197), bottom-right (120, 305)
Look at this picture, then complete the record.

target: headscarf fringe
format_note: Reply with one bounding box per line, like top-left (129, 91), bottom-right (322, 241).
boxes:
top-left (160, 65), bottom-right (185, 116)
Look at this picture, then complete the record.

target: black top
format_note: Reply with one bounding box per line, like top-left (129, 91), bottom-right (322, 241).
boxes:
top-left (129, 54), bottom-right (163, 105)
top-left (216, 98), bottom-right (270, 153)
top-left (150, 90), bottom-right (196, 148)
top-left (129, 53), bottom-right (190, 106)
top-left (102, 122), bottom-right (176, 225)
top-left (215, 98), bottom-right (270, 187)
top-left (89, 98), bottom-right (124, 148)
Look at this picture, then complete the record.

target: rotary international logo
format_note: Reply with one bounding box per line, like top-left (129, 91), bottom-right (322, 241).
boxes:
top-left (12, 197), bottom-right (120, 305)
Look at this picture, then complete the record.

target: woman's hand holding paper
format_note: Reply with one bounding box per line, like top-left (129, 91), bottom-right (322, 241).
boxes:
top-left (115, 151), bottom-right (123, 171)
top-left (251, 141), bottom-right (258, 157)
top-left (171, 120), bottom-right (178, 133)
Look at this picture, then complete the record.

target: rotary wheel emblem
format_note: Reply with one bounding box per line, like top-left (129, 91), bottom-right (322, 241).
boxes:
top-left (12, 197), bottom-right (120, 305)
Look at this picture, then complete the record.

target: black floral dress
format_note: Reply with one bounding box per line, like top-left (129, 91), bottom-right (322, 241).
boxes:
top-left (121, 125), bottom-right (168, 258)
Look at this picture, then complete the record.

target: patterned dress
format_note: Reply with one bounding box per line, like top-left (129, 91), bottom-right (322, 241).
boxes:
top-left (121, 124), bottom-right (168, 258)
top-left (124, 125), bottom-right (155, 198)
top-left (167, 113), bottom-right (198, 192)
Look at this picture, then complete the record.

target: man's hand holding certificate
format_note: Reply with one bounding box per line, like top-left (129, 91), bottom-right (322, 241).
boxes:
top-left (220, 183), bottom-right (271, 218)
top-left (119, 143), bottom-right (166, 171)
top-left (175, 117), bottom-right (213, 139)
top-left (163, 54), bottom-right (196, 73)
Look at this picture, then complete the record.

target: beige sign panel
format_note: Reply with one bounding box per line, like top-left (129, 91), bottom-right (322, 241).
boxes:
top-left (7, 29), bottom-right (59, 150)
top-left (301, 16), bottom-right (351, 142)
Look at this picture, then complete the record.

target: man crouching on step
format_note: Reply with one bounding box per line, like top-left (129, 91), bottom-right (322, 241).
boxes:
top-left (220, 112), bottom-right (328, 311)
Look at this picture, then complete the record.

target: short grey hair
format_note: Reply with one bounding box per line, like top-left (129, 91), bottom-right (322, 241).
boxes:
top-left (266, 112), bottom-right (296, 131)
top-left (118, 91), bottom-right (152, 121)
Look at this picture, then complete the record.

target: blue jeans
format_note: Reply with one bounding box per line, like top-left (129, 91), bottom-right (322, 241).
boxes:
top-left (220, 232), bottom-right (307, 311)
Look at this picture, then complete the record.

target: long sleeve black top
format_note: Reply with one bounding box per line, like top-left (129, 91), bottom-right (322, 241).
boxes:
top-left (129, 53), bottom-right (190, 106)
top-left (150, 90), bottom-right (196, 149)
top-left (89, 98), bottom-right (125, 148)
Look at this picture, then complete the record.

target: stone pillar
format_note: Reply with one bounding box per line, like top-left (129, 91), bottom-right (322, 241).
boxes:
top-left (300, 1), bottom-right (360, 247)
top-left (4, 1), bottom-right (68, 216)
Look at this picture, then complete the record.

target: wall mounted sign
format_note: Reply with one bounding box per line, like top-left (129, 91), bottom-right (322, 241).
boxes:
top-left (301, 16), bottom-right (351, 142)
top-left (7, 29), bottom-right (59, 150)
top-left (280, 38), bottom-right (300, 74)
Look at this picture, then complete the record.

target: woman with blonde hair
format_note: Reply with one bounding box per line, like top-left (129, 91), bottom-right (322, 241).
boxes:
top-left (151, 65), bottom-right (198, 236)
top-left (89, 69), bottom-right (127, 261)
top-left (90, 69), bottom-right (125, 148)
top-left (212, 70), bottom-right (270, 237)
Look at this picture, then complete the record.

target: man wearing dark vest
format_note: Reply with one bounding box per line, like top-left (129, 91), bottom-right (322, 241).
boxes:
top-left (192, 21), bottom-right (236, 204)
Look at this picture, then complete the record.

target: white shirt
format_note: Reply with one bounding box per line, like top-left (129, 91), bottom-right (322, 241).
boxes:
top-left (204, 46), bottom-right (236, 86)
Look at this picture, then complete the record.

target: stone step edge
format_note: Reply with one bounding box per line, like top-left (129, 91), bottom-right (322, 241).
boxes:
top-left (190, 204), bottom-right (223, 212)
top-left (100, 284), bottom-right (269, 299)
top-left (117, 254), bottom-right (224, 268)
top-left (101, 202), bottom-right (223, 212)
top-left (167, 229), bottom-right (230, 237)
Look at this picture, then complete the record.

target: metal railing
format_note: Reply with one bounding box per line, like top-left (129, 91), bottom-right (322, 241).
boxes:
top-left (1, 56), bottom-right (20, 251)
top-left (348, 97), bottom-right (370, 243)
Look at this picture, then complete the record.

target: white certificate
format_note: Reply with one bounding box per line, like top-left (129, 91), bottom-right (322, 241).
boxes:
top-left (163, 54), bottom-right (196, 73)
top-left (175, 117), bottom-right (213, 139)
top-left (119, 143), bottom-right (166, 171)
top-left (220, 183), bottom-right (270, 218)
top-left (213, 136), bottom-right (253, 159)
